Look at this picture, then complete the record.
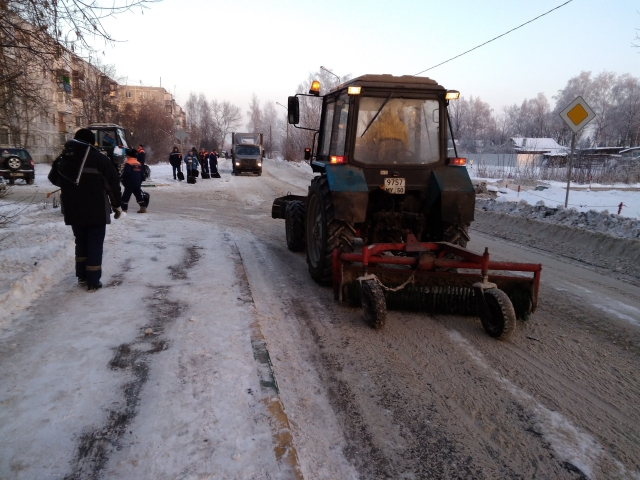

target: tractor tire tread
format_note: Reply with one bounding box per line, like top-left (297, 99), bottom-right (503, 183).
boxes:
top-left (286, 200), bottom-right (306, 252)
top-left (361, 279), bottom-right (387, 329)
top-left (481, 288), bottom-right (516, 340)
top-left (307, 175), bottom-right (355, 284)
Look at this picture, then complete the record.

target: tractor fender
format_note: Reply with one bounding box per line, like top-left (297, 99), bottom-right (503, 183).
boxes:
top-left (428, 167), bottom-right (475, 225)
top-left (325, 165), bottom-right (369, 223)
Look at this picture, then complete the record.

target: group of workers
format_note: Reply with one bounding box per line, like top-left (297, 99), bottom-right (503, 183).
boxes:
top-left (168, 146), bottom-right (220, 181)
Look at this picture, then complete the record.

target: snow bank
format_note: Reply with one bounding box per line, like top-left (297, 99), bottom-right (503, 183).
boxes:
top-left (0, 200), bottom-right (74, 326)
top-left (477, 198), bottom-right (640, 240)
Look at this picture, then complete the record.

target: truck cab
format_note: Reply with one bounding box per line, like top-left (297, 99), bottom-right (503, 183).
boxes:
top-left (231, 132), bottom-right (264, 176)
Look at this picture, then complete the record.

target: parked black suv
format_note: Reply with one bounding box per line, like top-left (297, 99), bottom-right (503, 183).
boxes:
top-left (1, 148), bottom-right (35, 185)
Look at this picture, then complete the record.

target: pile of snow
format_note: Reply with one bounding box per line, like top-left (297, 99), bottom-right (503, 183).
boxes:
top-left (477, 198), bottom-right (640, 240)
top-left (0, 197), bottom-right (74, 323)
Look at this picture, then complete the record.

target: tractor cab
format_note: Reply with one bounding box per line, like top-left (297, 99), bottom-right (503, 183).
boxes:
top-left (278, 74), bottom-right (475, 247)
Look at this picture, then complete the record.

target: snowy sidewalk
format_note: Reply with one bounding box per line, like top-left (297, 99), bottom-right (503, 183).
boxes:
top-left (0, 212), bottom-right (301, 479)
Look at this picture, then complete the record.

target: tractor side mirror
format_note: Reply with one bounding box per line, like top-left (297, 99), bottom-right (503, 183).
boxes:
top-left (304, 148), bottom-right (311, 160)
top-left (288, 96), bottom-right (299, 125)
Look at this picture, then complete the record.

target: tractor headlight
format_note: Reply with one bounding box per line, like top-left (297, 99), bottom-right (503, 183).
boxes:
top-left (235, 162), bottom-right (240, 166)
top-left (445, 90), bottom-right (460, 100)
top-left (257, 162), bottom-right (262, 167)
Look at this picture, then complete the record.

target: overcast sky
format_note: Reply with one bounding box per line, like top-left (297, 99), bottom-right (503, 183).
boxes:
top-left (97, 0), bottom-right (640, 122)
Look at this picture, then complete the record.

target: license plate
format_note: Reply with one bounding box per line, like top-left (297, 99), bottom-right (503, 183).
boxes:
top-left (10, 173), bottom-right (24, 177)
top-left (384, 177), bottom-right (405, 194)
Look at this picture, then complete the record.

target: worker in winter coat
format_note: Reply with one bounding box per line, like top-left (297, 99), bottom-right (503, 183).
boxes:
top-left (121, 149), bottom-right (147, 213)
top-left (208, 151), bottom-right (218, 176)
top-left (169, 146), bottom-right (183, 180)
top-left (48, 128), bottom-right (122, 292)
top-left (198, 147), bottom-right (209, 176)
top-left (184, 148), bottom-right (199, 180)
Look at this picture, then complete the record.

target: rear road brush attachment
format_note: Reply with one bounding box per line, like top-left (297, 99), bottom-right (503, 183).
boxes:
top-left (333, 234), bottom-right (541, 340)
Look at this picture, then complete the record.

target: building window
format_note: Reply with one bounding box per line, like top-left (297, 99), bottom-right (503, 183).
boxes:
top-left (76, 116), bottom-right (83, 127)
top-left (59, 133), bottom-right (67, 145)
top-left (126, 91), bottom-right (132, 98)
top-left (0, 129), bottom-right (9, 144)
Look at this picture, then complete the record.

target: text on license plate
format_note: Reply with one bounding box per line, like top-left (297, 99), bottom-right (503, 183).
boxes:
top-left (384, 177), bottom-right (405, 194)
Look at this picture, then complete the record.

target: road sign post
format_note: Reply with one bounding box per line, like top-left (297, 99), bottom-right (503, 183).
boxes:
top-left (559, 96), bottom-right (595, 208)
top-left (175, 128), bottom-right (188, 147)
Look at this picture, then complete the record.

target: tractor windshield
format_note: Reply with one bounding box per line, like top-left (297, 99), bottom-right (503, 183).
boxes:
top-left (354, 97), bottom-right (440, 165)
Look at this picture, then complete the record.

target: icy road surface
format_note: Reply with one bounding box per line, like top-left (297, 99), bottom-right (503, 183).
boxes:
top-left (0, 159), bottom-right (639, 479)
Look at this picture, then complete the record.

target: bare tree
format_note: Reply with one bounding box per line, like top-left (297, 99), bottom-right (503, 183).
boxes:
top-left (611, 74), bottom-right (640, 146)
top-left (118, 97), bottom-right (174, 162)
top-left (246, 94), bottom-right (262, 132)
top-left (80, 58), bottom-right (122, 124)
top-left (211, 100), bottom-right (242, 150)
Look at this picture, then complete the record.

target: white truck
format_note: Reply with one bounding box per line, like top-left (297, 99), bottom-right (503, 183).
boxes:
top-left (231, 132), bottom-right (264, 176)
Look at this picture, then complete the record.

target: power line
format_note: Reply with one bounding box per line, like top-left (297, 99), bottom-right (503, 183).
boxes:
top-left (414, 0), bottom-right (574, 76)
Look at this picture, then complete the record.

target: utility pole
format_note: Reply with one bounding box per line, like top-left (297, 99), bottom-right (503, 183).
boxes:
top-left (276, 102), bottom-right (288, 161)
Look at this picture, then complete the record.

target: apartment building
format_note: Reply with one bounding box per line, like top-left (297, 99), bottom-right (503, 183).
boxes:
top-left (1, 16), bottom-right (184, 163)
top-left (118, 85), bottom-right (186, 130)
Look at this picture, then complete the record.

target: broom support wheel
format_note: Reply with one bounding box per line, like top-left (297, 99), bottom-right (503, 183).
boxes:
top-left (474, 283), bottom-right (516, 340)
top-left (360, 279), bottom-right (387, 329)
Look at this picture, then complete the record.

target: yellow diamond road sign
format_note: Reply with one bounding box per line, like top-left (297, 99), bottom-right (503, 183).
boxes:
top-left (559, 96), bottom-right (595, 133)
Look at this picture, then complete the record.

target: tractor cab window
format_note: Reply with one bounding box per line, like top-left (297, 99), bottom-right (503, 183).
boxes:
top-left (330, 97), bottom-right (350, 156)
top-left (319, 96), bottom-right (350, 159)
top-left (354, 97), bottom-right (440, 165)
top-left (319, 102), bottom-right (335, 157)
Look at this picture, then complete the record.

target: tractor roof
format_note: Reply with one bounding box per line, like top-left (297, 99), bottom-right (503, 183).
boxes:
top-left (332, 74), bottom-right (445, 93)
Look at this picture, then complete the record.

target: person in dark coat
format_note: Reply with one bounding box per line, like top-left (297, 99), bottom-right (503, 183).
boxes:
top-left (184, 148), bottom-right (199, 181)
top-left (169, 146), bottom-right (182, 180)
top-left (208, 150), bottom-right (219, 176)
top-left (48, 128), bottom-right (122, 292)
top-left (198, 147), bottom-right (209, 176)
top-left (121, 149), bottom-right (146, 213)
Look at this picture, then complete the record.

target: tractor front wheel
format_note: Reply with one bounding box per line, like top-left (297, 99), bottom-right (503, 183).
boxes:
top-left (285, 200), bottom-right (306, 252)
top-left (480, 288), bottom-right (516, 340)
top-left (306, 175), bottom-right (355, 284)
top-left (361, 279), bottom-right (386, 329)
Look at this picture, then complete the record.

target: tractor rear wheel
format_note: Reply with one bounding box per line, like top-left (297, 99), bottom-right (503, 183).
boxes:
top-left (480, 288), bottom-right (516, 340)
top-left (285, 200), bottom-right (306, 252)
top-left (361, 279), bottom-right (386, 329)
top-left (306, 175), bottom-right (355, 284)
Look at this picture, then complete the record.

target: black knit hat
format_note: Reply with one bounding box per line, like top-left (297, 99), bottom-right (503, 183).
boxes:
top-left (74, 128), bottom-right (95, 145)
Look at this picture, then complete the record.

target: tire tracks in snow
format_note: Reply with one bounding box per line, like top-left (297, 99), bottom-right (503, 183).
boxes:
top-left (64, 249), bottom-right (193, 479)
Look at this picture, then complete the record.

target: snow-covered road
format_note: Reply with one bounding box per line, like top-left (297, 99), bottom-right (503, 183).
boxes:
top-left (1, 158), bottom-right (639, 479)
